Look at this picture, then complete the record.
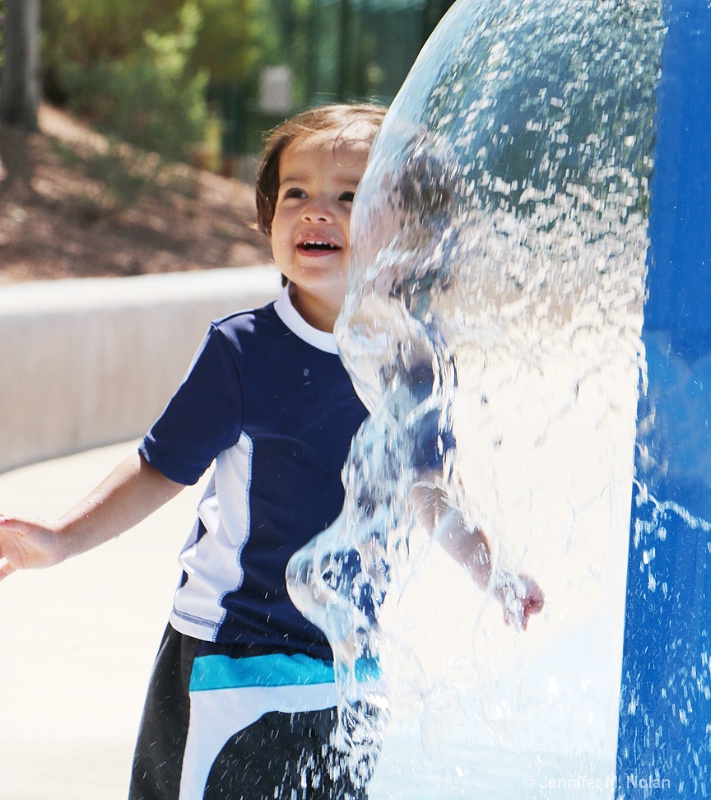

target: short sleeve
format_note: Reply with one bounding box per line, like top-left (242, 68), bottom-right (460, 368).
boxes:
top-left (140, 324), bottom-right (244, 485)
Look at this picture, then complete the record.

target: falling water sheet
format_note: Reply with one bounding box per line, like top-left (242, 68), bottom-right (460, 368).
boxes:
top-left (286, 0), bottom-right (673, 796)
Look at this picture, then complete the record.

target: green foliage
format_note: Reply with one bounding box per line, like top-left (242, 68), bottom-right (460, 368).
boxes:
top-left (42, 0), bottom-right (291, 99)
top-left (40, 0), bottom-right (299, 156)
top-left (190, 0), bottom-right (263, 84)
top-left (42, 0), bottom-right (184, 69)
top-left (191, 0), bottom-right (314, 102)
top-left (58, 3), bottom-right (212, 162)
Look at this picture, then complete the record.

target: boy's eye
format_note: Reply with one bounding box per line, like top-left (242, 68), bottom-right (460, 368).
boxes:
top-left (339, 191), bottom-right (356, 202)
top-left (283, 187), bottom-right (307, 199)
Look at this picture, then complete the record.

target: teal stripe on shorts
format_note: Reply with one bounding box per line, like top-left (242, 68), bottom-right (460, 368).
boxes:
top-left (189, 652), bottom-right (383, 692)
top-left (189, 653), bottom-right (336, 692)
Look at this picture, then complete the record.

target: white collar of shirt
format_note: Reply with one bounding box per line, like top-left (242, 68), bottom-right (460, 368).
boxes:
top-left (274, 285), bottom-right (339, 355)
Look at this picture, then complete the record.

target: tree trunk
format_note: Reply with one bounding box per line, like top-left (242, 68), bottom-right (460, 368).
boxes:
top-left (0, 0), bottom-right (42, 131)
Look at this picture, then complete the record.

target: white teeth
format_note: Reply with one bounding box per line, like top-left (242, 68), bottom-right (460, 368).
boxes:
top-left (301, 240), bottom-right (338, 250)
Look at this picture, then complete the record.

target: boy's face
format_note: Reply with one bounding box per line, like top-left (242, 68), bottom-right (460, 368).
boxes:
top-left (270, 134), bottom-right (370, 328)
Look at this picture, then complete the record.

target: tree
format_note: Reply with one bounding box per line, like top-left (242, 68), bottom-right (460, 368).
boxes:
top-left (0, 0), bottom-right (41, 130)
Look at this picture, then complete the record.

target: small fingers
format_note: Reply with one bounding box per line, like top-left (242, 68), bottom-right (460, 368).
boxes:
top-left (0, 515), bottom-right (33, 535)
top-left (501, 575), bottom-right (544, 631)
top-left (0, 556), bottom-right (16, 581)
top-left (0, 515), bottom-right (60, 573)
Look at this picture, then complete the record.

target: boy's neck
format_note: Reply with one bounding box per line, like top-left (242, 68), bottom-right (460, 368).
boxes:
top-left (288, 284), bottom-right (339, 333)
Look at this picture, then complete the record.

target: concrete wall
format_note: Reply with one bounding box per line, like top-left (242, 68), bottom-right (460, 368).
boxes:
top-left (0, 266), bottom-right (280, 474)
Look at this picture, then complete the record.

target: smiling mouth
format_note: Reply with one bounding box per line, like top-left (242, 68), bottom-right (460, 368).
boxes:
top-left (298, 240), bottom-right (341, 252)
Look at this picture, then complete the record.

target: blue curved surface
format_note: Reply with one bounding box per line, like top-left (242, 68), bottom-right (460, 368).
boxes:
top-left (618, 0), bottom-right (711, 795)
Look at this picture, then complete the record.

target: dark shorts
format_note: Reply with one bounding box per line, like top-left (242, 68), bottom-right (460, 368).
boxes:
top-left (129, 626), bottom-right (372, 800)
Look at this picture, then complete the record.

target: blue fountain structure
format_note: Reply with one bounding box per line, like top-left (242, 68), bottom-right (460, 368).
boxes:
top-left (617, 1), bottom-right (711, 795)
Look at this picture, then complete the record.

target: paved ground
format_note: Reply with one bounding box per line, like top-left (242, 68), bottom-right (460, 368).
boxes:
top-left (0, 441), bottom-right (209, 800)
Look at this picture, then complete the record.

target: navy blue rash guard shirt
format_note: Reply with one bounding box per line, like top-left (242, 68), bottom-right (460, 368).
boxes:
top-left (140, 288), bottom-right (368, 660)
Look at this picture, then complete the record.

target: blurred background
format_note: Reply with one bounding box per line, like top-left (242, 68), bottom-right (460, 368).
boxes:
top-left (0, 0), bottom-right (457, 284)
top-left (1, 0), bottom-right (455, 169)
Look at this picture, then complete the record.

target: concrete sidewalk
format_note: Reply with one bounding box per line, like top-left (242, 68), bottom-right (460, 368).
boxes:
top-left (0, 441), bottom-right (210, 800)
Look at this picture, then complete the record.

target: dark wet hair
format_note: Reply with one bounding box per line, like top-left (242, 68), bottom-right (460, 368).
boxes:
top-left (255, 103), bottom-right (387, 237)
top-left (391, 134), bottom-right (459, 224)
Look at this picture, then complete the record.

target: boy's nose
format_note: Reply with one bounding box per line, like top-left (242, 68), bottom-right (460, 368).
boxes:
top-left (302, 197), bottom-right (334, 222)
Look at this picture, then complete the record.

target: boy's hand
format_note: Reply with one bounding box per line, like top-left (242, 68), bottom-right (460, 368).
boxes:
top-left (495, 571), bottom-right (544, 631)
top-left (0, 516), bottom-right (66, 580)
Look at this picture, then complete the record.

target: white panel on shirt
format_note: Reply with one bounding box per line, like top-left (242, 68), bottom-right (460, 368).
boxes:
top-left (170, 434), bottom-right (253, 639)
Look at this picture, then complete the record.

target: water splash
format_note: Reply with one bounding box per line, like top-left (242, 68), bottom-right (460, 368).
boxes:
top-left (287, 0), bottom-right (665, 793)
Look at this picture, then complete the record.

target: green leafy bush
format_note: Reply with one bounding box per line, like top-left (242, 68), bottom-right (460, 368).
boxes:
top-left (60, 3), bottom-right (212, 162)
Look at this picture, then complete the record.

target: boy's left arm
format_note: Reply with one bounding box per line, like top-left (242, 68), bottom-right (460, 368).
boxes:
top-left (411, 483), bottom-right (544, 630)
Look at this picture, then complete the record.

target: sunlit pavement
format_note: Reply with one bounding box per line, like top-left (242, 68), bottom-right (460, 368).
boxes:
top-left (0, 441), bottom-right (209, 800)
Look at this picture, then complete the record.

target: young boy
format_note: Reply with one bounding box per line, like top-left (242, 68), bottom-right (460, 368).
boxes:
top-left (0, 103), bottom-right (387, 800)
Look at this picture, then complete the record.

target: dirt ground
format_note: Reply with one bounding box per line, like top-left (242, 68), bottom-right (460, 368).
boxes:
top-left (0, 105), bottom-right (273, 284)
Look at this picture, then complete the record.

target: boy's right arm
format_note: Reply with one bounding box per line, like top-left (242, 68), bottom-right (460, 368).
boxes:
top-left (0, 452), bottom-right (184, 580)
